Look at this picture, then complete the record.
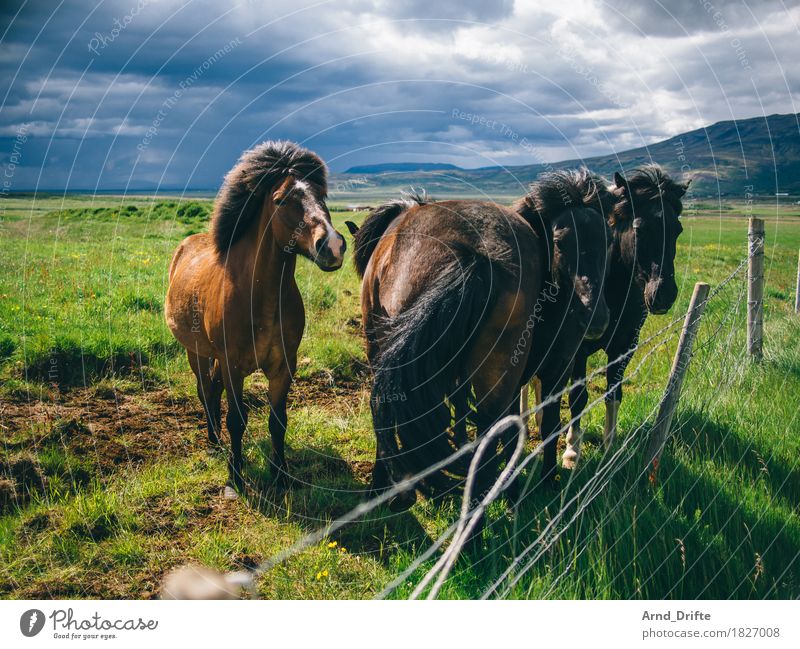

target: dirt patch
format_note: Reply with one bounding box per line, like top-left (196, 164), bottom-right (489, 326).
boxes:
top-left (0, 370), bottom-right (367, 514)
top-left (0, 387), bottom-right (205, 511)
top-left (290, 374), bottom-right (367, 409)
top-left (137, 485), bottom-right (237, 536)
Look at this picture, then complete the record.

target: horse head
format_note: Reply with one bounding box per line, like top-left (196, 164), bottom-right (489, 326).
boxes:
top-left (271, 175), bottom-right (346, 272)
top-left (612, 168), bottom-right (688, 314)
top-left (515, 169), bottom-right (612, 340)
top-left (550, 206), bottom-right (611, 339)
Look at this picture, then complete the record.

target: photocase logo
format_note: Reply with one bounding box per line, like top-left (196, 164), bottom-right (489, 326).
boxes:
top-left (20, 609), bottom-right (45, 637)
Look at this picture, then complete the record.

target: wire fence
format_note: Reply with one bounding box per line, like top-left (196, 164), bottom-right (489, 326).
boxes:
top-left (163, 245), bottom-right (772, 600)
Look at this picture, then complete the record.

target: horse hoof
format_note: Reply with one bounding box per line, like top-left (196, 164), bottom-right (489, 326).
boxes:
top-left (223, 485), bottom-right (239, 500)
top-left (562, 451), bottom-right (579, 470)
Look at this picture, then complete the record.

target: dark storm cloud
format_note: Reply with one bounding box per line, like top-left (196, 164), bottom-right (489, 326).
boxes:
top-left (0, 0), bottom-right (797, 189)
top-left (598, 0), bottom-right (788, 37)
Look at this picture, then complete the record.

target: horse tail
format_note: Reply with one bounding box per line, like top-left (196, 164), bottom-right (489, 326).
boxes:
top-left (370, 245), bottom-right (508, 497)
top-left (352, 192), bottom-right (426, 277)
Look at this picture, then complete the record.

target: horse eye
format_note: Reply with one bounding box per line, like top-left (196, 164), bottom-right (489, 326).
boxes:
top-left (276, 192), bottom-right (300, 207)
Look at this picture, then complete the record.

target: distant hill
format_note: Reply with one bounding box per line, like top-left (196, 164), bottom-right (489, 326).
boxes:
top-left (344, 162), bottom-right (462, 174)
top-left (330, 113), bottom-right (800, 200)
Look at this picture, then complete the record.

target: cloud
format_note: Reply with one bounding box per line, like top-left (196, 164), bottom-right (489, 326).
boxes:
top-left (0, 0), bottom-right (796, 189)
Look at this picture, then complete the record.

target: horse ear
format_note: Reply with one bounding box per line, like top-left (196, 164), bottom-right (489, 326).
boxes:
top-left (613, 172), bottom-right (627, 191)
top-left (344, 220), bottom-right (359, 235)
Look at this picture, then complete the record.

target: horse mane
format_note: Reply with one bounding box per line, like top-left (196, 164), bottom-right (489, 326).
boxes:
top-left (613, 165), bottom-right (686, 224)
top-left (513, 168), bottom-right (614, 233)
top-left (211, 140), bottom-right (327, 253)
top-left (352, 191), bottom-right (426, 277)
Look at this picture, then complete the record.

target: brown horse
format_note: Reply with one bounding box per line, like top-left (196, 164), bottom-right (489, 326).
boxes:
top-left (351, 196), bottom-right (544, 511)
top-left (164, 141), bottom-right (346, 495)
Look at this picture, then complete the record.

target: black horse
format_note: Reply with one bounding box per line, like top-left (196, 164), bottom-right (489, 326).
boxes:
top-left (513, 169), bottom-right (612, 485)
top-left (564, 166), bottom-right (689, 468)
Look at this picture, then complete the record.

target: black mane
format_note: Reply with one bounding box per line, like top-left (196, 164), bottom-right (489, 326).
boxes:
top-left (211, 140), bottom-right (327, 253)
top-left (352, 191), bottom-right (426, 276)
top-left (613, 165), bottom-right (686, 224)
top-left (513, 168), bottom-right (615, 233)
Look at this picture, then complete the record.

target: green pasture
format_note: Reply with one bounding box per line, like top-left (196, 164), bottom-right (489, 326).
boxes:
top-left (0, 194), bottom-right (799, 598)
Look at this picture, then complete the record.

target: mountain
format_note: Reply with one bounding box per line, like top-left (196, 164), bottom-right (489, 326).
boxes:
top-left (344, 162), bottom-right (462, 174)
top-left (330, 113), bottom-right (800, 200)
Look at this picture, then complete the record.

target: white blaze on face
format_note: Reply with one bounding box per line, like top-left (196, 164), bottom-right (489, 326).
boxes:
top-left (295, 179), bottom-right (344, 264)
top-left (575, 275), bottom-right (593, 307)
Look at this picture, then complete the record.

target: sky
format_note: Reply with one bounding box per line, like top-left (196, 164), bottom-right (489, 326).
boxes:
top-left (0, 0), bottom-right (798, 190)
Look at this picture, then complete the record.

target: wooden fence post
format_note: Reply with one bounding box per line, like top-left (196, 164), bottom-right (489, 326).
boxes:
top-left (747, 218), bottom-right (765, 360)
top-left (645, 282), bottom-right (710, 482)
top-left (794, 248), bottom-right (800, 315)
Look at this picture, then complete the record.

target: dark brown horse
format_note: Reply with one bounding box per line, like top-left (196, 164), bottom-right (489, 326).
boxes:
top-left (165, 141), bottom-right (346, 495)
top-left (513, 169), bottom-right (612, 485)
top-left (565, 165), bottom-right (688, 467)
top-left (351, 196), bottom-right (545, 511)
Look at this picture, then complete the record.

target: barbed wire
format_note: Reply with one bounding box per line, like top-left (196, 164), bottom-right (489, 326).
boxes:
top-left (162, 249), bottom-right (770, 600)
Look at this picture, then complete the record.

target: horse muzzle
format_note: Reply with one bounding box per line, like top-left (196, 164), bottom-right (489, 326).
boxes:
top-left (583, 310), bottom-right (609, 340)
top-left (645, 277), bottom-right (678, 315)
top-left (313, 233), bottom-right (346, 272)
top-left (577, 301), bottom-right (609, 341)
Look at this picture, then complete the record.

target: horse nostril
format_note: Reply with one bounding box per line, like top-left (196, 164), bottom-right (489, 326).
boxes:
top-left (315, 238), bottom-right (325, 256)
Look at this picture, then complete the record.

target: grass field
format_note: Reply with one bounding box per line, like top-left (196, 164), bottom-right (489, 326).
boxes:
top-left (1, 193), bottom-right (799, 599)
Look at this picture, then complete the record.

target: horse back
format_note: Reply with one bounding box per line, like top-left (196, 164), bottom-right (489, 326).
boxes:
top-left (362, 200), bottom-right (542, 373)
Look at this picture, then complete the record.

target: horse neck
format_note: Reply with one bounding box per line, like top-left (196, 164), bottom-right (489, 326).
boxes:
top-left (607, 224), bottom-right (645, 310)
top-left (233, 202), bottom-right (298, 305)
top-left (609, 224), bottom-right (633, 278)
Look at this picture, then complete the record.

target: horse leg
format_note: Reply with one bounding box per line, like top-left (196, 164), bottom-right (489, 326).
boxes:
top-left (604, 346), bottom-right (631, 450)
top-left (469, 356), bottom-right (529, 522)
top-left (187, 351), bottom-right (223, 451)
top-left (266, 366), bottom-right (292, 487)
top-left (467, 294), bottom-right (535, 513)
top-left (221, 365), bottom-right (247, 496)
top-left (532, 376), bottom-right (543, 431)
top-left (207, 359), bottom-right (223, 449)
top-left (539, 375), bottom-right (563, 488)
top-left (564, 352), bottom-right (589, 469)
top-left (369, 442), bottom-right (391, 496)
